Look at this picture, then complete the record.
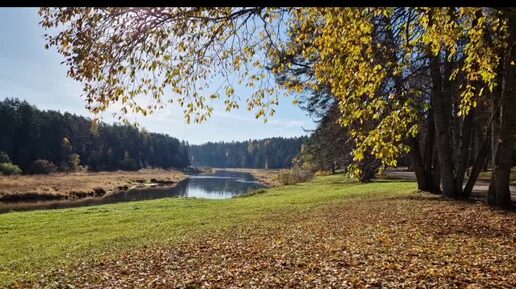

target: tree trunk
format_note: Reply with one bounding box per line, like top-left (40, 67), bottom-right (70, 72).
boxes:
top-left (407, 137), bottom-right (429, 191)
top-left (488, 58), bottom-right (502, 204)
top-left (490, 11), bottom-right (516, 208)
top-left (463, 128), bottom-right (490, 197)
top-left (432, 146), bottom-right (441, 191)
top-left (423, 110), bottom-right (440, 192)
top-left (429, 52), bottom-right (457, 197)
top-left (456, 111), bottom-right (474, 196)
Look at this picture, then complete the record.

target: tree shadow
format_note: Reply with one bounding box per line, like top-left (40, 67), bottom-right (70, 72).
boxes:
top-left (371, 178), bottom-right (415, 183)
top-left (387, 193), bottom-right (516, 212)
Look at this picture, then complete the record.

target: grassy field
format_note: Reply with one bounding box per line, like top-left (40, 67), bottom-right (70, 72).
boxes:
top-left (0, 169), bottom-right (185, 201)
top-left (1, 174), bottom-right (515, 288)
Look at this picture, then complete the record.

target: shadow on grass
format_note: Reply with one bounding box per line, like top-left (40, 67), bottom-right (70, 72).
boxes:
top-left (323, 175), bottom-right (414, 187)
top-left (329, 180), bottom-right (357, 186)
top-left (386, 192), bottom-right (516, 213)
top-left (236, 189), bottom-right (268, 198)
top-left (371, 178), bottom-right (415, 183)
top-left (362, 195), bottom-right (516, 240)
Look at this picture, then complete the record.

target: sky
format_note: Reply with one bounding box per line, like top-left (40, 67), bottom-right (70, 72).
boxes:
top-left (0, 8), bottom-right (315, 145)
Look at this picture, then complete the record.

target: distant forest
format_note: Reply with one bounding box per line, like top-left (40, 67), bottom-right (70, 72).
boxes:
top-left (0, 98), bottom-right (190, 173)
top-left (189, 137), bottom-right (307, 169)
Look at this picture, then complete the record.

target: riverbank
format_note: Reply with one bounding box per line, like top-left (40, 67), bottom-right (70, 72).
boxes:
top-left (218, 168), bottom-right (281, 187)
top-left (0, 169), bottom-right (186, 202)
top-left (2, 174), bottom-right (515, 288)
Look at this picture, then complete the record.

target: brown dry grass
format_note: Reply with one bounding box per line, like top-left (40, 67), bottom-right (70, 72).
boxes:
top-left (0, 169), bottom-right (185, 201)
top-left (220, 168), bottom-right (282, 187)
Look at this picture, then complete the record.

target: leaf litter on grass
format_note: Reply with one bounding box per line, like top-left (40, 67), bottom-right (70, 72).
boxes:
top-left (10, 194), bottom-right (516, 289)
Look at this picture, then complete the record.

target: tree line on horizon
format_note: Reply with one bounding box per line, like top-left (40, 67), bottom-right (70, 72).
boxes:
top-left (0, 98), bottom-right (190, 173)
top-left (188, 137), bottom-right (306, 169)
top-left (0, 98), bottom-right (307, 174)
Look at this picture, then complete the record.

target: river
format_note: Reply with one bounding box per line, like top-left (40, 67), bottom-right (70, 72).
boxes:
top-left (0, 170), bottom-right (265, 213)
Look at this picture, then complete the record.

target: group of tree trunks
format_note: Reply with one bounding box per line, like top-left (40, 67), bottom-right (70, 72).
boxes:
top-left (409, 10), bottom-right (515, 208)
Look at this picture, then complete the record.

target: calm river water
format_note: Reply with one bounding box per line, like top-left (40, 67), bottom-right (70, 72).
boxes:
top-left (0, 170), bottom-right (265, 213)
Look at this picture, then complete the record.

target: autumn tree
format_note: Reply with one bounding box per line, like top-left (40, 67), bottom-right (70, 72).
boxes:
top-left (277, 7), bottom-right (513, 205)
top-left (39, 7), bottom-right (291, 124)
top-left (68, 153), bottom-right (81, 171)
top-left (274, 8), bottom-right (440, 188)
top-left (487, 8), bottom-right (516, 208)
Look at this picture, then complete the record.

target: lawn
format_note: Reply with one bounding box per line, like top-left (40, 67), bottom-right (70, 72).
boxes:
top-left (1, 174), bottom-right (515, 288)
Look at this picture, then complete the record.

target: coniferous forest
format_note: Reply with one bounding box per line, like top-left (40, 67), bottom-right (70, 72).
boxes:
top-left (0, 98), bottom-right (306, 173)
top-left (188, 137), bottom-right (306, 169)
top-left (0, 98), bottom-right (190, 173)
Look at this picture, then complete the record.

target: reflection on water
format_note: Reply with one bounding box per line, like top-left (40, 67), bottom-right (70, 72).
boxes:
top-left (0, 170), bottom-right (264, 214)
top-left (172, 172), bottom-right (263, 199)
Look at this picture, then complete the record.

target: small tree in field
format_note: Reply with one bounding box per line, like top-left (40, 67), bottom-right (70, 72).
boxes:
top-left (67, 153), bottom-right (81, 171)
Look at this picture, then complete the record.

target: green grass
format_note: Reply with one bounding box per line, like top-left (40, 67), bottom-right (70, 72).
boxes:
top-left (0, 174), bottom-right (416, 287)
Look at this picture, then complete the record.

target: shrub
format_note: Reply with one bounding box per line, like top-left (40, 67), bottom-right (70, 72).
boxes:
top-left (278, 168), bottom-right (314, 185)
top-left (0, 151), bottom-right (10, 164)
top-left (0, 162), bottom-right (22, 175)
top-left (67, 153), bottom-right (81, 171)
top-left (119, 158), bottom-right (140, 171)
top-left (30, 159), bottom-right (57, 174)
top-left (315, 170), bottom-right (333, 176)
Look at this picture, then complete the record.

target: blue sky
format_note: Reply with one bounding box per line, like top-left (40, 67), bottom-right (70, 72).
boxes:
top-left (0, 8), bottom-right (315, 145)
